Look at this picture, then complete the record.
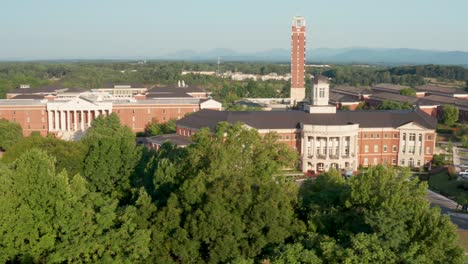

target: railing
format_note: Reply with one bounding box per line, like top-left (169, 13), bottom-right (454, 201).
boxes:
top-left (317, 154), bottom-right (326, 159)
top-left (329, 155), bottom-right (339, 159)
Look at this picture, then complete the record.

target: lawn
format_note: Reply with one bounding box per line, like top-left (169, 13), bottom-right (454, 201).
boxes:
top-left (428, 171), bottom-right (464, 199)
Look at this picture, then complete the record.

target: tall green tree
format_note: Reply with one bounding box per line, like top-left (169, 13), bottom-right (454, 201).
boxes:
top-left (294, 165), bottom-right (464, 263)
top-left (0, 118), bottom-right (22, 151)
top-left (377, 100), bottom-right (413, 110)
top-left (0, 149), bottom-right (151, 263)
top-left (82, 113), bottom-right (139, 200)
top-left (442, 104), bottom-right (459, 126)
top-left (148, 123), bottom-right (301, 263)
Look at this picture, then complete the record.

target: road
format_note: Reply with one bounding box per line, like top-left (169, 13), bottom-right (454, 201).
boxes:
top-left (427, 190), bottom-right (468, 230)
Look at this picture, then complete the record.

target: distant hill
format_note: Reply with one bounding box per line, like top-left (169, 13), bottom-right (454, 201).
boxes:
top-left (161, 48), bottom-right (468, 66)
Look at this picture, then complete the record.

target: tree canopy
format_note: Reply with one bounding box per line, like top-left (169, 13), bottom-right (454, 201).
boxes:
top-left (0, 118), bottom-right (22, 151)
top-left (377, 99), bottom-right (413, 110)
top-left (442, 104), bottom-right (459, 126)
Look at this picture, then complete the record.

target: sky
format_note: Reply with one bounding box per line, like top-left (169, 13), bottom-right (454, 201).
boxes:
top-left (1, 0), bottom-right (467, 59)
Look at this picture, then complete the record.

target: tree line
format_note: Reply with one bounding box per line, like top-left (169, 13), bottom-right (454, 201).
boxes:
top-left (0, 116), bottom-right (464, 263)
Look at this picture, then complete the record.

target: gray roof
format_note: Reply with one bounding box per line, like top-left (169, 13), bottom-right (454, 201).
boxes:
top-left (329, 92), bottom-right (360, 103)
top-left (101, 83), bottom-right (145, 88)
top-left (373, 83), bottom-right (410, 92)
top-left (332, 85), bottom-right (372, 96)
top-left (11, 94), bottom-right (45, 99)
top-left (417, 95), bottom-right (468, 109)
top-left (369, 92), bottom-right (419, 104)
top-left (147, 85), bottom-right (206, 94)
top-left (177, 109), bottom-right (437, 131)
top-left (416, 85), bottom-right (468, 95)
top-left (113, 98), bottom-right (200, 105)
top-left (0, 99), bottom-right (46, 106)
top-left (10, 84), bottom-right (65, 94)
top-left (147, 134), bottom-right (192, 146)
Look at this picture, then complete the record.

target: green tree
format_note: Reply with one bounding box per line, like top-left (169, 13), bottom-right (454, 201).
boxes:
top-left (295, 165), bottom-right (464, 263)
top-left (0, 149), bottom-right (151, 262)
top-left (399, 88), bottom-right (417, 96)
top-left (0, 118), bottom-right (22, 151)
top-left (442, 104), bottom-right (459, 126)
top-left (377, 100), bottom-right (413, 110)
top-left (149, 123), bottom-right (301, 263)
top-left (82, 113), bottom-right (139, 200)
top-left (145, 119), bottom-right (176, 136)
top-left (1, 134), bottom-right (86, 176)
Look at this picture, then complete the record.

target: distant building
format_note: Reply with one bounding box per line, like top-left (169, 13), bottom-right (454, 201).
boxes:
top-left (0, 83), bottom-right (221, 139)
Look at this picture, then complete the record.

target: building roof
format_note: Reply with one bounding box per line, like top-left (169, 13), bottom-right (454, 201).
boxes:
top-left (329, 92), bottom-right (360, 103)
top-left (372, 83), bottom-right (410, 92)
top-left (147, 85), bottom-right (206, 94)
top-left (11, 94), bottom-right (46, 99)
top-left (417, 95), bottom-right (468, 109)
top-left (10, 84), bottom-right (65, 94)
top-left (314, 75), bottom-right (329, 84)
top-left (0, 99), bottom-right (46, 106)
top-left (177, 109), bottom-right (437, 131)
top-left (147, 134), bottom-right (192, 146)
top-left (369, 92), bottom-right (419, 104)
top-left (416, 85), bottom-right (468, 95)
top-left (62, 87), bottom-right (89, 93)
top-left (332, 85), bottom-right (372, 96)
top-left (101, 83), bottom-right (145, 89)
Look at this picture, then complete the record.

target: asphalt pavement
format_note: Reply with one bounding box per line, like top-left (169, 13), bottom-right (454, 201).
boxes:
top-left (427, 190), bottom-right (468, 230)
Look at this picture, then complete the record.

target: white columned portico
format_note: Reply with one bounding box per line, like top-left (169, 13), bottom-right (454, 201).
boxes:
top-left (60, 111), bottom-right (66, 131)
top-left (80, 110), bottom-right (85, 131)
top-left (74, 110), bottom-right (78, 131)
top-left (48, 111), bottom-right (53, 131)
top-left (67, 111), bottom-right (71, 131)
top-left (87, 111), bottom-right (91, 127)
top-left (54, 110), bottom-right (59, 130)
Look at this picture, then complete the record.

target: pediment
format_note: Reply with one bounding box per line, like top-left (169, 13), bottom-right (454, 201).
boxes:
top-left (47, 98), bottom-right (111, 111)
top-left (397, 122), bottom-right (426, 130)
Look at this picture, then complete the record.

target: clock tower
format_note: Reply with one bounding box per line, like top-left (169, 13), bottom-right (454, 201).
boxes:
top-left (290, 16), bottom-right (306, 105)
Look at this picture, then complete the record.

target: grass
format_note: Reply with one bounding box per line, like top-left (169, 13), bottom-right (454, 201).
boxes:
top-left (457, 230), bottom-right (468, 258)
top-left (428, 171), bottom-right (464, 199)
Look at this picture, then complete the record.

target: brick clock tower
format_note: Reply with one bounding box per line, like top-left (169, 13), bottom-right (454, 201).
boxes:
top-left (290, 16), bottom-right (306, 105)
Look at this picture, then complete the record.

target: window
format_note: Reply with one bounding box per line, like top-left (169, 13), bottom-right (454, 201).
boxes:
top-left (417, 160), bottom-right (421, 166)
top-left (393, 145), bottom-right (397, 152)
top-left (384, 133), bottom-right (388, 138)
top-left (278, 135), bottom-right (283, 140)
top-left (162, 109), bottom-right (166, 114)
top-left (147, 109), bottom-right (151, 114)
top-left (401, 159), bottom-right (405, 165)
top-left (370, 133), bottom-right (374, 139)
top-left (286, 135), bottom-right (290, 140)
top-left (364, 158), bottom-right (369, 165)
top-left (403, 133), bottom-right (406, 140)
top-left (376, 133), bottom-right (380, 139)
top-left (132, 116), bottom-right (135, 122)
top-left (319, 88), bottom-right (325, 98)
top-left (364, 145), bottom-right (369, 153)
top-left (409, 133), bottom-right (416, 141)
top-left (427, 134), bottom-right (432, 140)
top-left (392, 158), bottom-right (397, 165)
top-left (419, 134), bottom-right (422, 142)
top-left (374, 158), bottom-right (378, 165)
top-left (374, 145), bottom-right (379, 153)
top-left (163, 116), bottom-right (166, 121)
top-left (132, 110), bottom-right (135, 114)
top-left (363, 133), bottom-right (367, 139)
top-left (426, 147), bottom-right (431, 154)
top-left (26, 117), bottom-right (30, 123)
top-left (383, 145), bottom-right (388, 152)
top-left (393, 133), bottom-right (398, 138)
top-left (409, 146), bottom-right (415, 154)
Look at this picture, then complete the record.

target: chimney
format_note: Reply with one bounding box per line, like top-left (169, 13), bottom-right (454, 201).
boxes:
top-left (177, 80), bottom-right (181, 87)
top-left (182, 80), bottom-right (186, 87)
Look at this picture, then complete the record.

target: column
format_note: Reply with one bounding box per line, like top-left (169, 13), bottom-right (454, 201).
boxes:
top-left (48, 111), bottom-right (53, 131)
top-left (54, 110), bottom-right (59, 131)
top-left (60, 111), bottom-right (65, 131)
top-left (74, 111), bottom-right (78, 131)
top-left (96, 110), bottom-right (100, 118)
top-left (80, 110), bottom-right (85, 131)
top-left (87, 111), bottom-right (91, 127)
top-left (67, 111), bottom-right (71, 131)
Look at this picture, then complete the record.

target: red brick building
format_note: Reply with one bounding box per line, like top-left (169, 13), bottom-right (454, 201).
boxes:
top-left (0, 84), bottom-right (221, 138)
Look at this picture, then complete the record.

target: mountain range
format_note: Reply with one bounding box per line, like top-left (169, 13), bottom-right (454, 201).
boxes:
top-left (159, 48), bottom-right (468, 66)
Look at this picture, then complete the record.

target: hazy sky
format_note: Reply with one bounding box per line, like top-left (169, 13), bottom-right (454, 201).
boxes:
top-left (1, 0), bottom-right (467, 59)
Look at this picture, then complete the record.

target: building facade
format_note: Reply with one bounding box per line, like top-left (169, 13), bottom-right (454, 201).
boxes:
top-left (162, 77), bottom-right (436, 173)
top-left (0, 84), bottom-right (221, 138)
